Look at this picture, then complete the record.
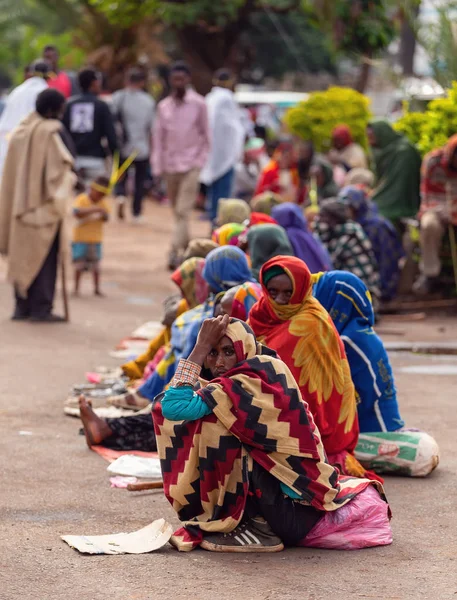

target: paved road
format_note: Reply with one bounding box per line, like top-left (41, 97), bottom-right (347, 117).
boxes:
top-left (1, 205), bottom-right (456, 600)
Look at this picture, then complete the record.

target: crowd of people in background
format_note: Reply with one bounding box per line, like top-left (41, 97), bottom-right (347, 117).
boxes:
top-left (2, 48), bottom-right (457, 309)
top-left (0, 46), bottom-right (444, 555)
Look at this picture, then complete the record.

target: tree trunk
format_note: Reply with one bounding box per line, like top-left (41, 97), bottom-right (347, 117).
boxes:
top-left (175, 20), bottom-right (248, 95)
top-left (355, 56), bottom-right (371, 93)
top-left (399, 4), bottom-right (420, 76)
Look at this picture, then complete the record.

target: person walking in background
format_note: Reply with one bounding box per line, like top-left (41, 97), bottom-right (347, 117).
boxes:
top-left (200, 69), bottom-right (244, 225)
top-left (0, 89), bottom-right (76, 322)
top-left (112, 68), bottom-right (155, 223)
top-left (152, 61), bottom-right (210, 270)
top-left (72, 175), bottom-right (110, 296)
top-left (43, 45), bottom-right (72, 99)
top-left (0, 59), bottom-right (50, 183)
top-left (63, 68), bottom-right (118, 186)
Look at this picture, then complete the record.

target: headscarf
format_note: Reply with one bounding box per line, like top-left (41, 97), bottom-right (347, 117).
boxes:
top-left (344, 167), bottom-right (375, 189)
top-left (217, 198), bottom-right (251, 226)
top-left (369, 119), bottom-right (421, 222)
top-left (332, 125), bottom-right (353, 149)
top-left (183, 238), bottom-right (219, 260)
top-left (313, 208), bottom-right (381, 301)
top-left (339, 185), bottom-right (404, 302)
top-left (212, 222), bottom-right (246, 246)
top-left (246, 224), bottom-right (294, 279)
top-left (203, 246), bottom-right (255, 293)
top-left (251, 191), bottom-right (283, 215)
top-left (319, 198), bottom-right (349, 224)
top-left (170, 257), bottom-right (209, 309)
top-left (249, 212), bottom-right (278, 226)
top-left (271, 202), bottom-right (333, 273)
top-left (155, 318), bottom-right (382, 550)
top-left (230, 281), bottom-right (263, 321)
top-left (313, 271), bottom-right (404, 433)
top-left (249, 256), bottom-right (373, 479)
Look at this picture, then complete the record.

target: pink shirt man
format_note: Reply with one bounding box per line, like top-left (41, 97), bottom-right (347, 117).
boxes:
top-left (152, 88), bottom-right (210, 176)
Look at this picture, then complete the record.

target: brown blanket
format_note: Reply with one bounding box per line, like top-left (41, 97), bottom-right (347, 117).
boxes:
top-left (0, 112), bottom-right (75, 296)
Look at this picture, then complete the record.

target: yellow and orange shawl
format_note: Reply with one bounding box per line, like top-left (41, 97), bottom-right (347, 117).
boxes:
top-left (249, 256), bottom-right (380, 481)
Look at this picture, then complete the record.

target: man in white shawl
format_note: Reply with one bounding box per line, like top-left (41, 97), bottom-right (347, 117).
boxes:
top-left (0, 89), bottom-right (76, 322)
top-left (200, 69), bottom-right (245, 224)
top-left (0, 59), bottom-right (50, 184)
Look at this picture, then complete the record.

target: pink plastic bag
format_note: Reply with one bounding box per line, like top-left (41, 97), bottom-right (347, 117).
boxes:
top-left (299, 486), bottom-right (392, 550)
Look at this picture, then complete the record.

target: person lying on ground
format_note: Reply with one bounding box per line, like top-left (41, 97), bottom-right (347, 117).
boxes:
top-left (313, 270), bottom-right (440, 477)
top-left (153, 315), bottom-right (391, 552)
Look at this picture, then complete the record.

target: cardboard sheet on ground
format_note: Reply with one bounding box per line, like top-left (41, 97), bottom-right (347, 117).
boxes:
top-left (107, 454), bottom-right (162, 478)
top-left (91, 446), bottom-right (158, 463)
top-left (131, 320), bottom-right (163, 340)
top-left (61, 519), bottom-right (173, 554)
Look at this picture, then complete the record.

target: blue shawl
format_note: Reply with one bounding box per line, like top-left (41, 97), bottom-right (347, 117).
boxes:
top-left (313, 271), bottom-right (404, 433)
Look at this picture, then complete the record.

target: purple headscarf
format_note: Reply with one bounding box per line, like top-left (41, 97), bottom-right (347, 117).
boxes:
top-left (271, 203), bottom-right (333, 273)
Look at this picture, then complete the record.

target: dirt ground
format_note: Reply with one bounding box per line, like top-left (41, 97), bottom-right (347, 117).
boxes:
top-left (1, 203), bottom-right (456, 600)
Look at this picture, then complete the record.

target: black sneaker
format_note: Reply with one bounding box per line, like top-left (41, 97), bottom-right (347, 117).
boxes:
top-left (200, 517), bottom-right (284, 553)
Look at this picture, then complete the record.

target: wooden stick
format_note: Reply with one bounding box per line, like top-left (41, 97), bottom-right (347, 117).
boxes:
top-left (61, 256), bottom-right (70, 322)
top-left (127, 481), bottom-right (164, 492)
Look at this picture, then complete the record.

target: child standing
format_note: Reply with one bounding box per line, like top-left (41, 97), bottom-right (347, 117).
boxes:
top-left (72, 175), bottom-right (110, 296)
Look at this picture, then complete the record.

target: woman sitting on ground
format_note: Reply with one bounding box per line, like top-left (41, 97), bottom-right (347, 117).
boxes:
top-left (249, 256), bottom-right (380, 481)
top-left (154, 316), bottom-right (391, 552)
top-left (313, 270), bottom-right (440, 477)
top-left (212, 222), bottom-right (246, 246)
top-left (313, 198), bottom-right (381, 304)
top-left (121, 257), bottom-right (209, 383)
top-left (78, 283), bottom-right (261, 452)
top-left (134, 246), bottom-right (257, 404)
top-left (216, 198), bottom-right (251, 226)
top-left (271, 202), bottom-right (333, 273)
top-left (339, 185), bottom-right (404, 303)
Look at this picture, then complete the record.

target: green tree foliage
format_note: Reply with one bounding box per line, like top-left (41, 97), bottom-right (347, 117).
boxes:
top-left (394, 83), bottom-right (457, 156)
top-left (0, 0), bottom-right (87, 85)
top-left (284, 86), bottom-right (371, 151)
top-left (243, 11), bottom-right (336, 79)
top-left (419, 3), bottom-right (457, 88)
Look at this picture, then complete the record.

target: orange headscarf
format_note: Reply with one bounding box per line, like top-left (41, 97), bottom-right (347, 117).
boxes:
top-left (249, 256), bottom-right (380, 481)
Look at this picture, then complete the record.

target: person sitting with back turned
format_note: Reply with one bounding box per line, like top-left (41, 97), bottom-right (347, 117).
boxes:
top-left (313, 270), bottom-right (440, 477)
top-left (0, 89), bottom-right (76, 322)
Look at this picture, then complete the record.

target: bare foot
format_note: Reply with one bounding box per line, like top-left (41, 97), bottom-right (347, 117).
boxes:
top-left (79, 395), bottom-right (113, 448)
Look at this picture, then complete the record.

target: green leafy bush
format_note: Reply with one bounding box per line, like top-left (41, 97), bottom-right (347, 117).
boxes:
top-left (283, 86), bottom-right (371, 152)
top-left (394, 83), bottom-right (457, 156)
